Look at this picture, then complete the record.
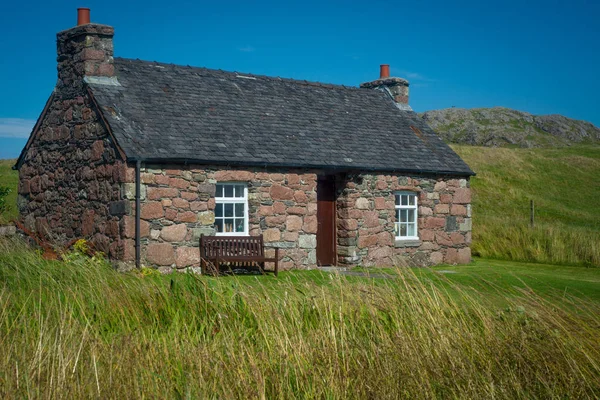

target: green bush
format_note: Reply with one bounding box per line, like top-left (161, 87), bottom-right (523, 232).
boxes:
top-left (60, 238), bottom-right (112, 269)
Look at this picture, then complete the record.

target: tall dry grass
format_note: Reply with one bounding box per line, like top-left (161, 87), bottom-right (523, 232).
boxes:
top-left (473, 219), bottom-right (600, 266)
top-left (0, 238), bottom-right (599, 398)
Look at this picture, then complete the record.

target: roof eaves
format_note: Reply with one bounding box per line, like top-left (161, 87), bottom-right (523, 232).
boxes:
top-left (128, 156), bottom-right (475, 177)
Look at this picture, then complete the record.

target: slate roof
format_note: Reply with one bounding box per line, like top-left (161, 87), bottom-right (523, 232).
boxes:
top-left (87, 58), bottom-right (474, 176)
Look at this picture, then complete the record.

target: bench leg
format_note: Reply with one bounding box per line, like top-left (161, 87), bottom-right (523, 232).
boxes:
top-left (256, 261), bottom-right (265, 275)
top-left (274, 248), bottom-right (279, 277)
top-left (204, 259), bottom-right (214, 276)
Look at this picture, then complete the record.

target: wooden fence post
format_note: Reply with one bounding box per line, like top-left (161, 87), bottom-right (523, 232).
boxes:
top-left (530, 199), bottom-right (535, 228)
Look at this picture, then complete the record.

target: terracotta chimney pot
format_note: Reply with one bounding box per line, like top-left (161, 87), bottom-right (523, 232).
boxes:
top-left (379, 64), bottom-right (390, 79)
top-left (77, 8), bottom-right (91, 26)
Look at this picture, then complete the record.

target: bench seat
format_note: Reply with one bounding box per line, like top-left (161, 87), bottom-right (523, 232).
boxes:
top-left (199, 235), bottom-right (279, 276)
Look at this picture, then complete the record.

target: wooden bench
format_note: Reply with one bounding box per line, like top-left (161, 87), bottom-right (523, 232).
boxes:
top-left (199, 234), bottom-right (279, 276)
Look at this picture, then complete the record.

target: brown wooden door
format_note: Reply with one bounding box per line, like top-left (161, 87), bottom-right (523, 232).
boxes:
top-left (317, 176), bottom-right (336, 266)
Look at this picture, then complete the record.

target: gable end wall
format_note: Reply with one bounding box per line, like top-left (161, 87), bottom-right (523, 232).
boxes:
top-left (17, 91), bottom-right (131, 258)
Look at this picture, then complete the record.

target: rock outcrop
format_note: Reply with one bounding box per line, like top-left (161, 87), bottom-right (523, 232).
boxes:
top-left (420, 107), bottom-right (600, 147)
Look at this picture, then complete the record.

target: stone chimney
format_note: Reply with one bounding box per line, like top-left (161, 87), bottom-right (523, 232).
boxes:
top-left (360, 64), bottom-right (411, 111)
top-left (56, 8), bottom-right (114, 95)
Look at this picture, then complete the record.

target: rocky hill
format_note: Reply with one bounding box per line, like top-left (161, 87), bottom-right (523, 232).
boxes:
top-left (419, 107), bottom-right (600, 147)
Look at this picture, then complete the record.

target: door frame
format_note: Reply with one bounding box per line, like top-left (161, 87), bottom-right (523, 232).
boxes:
top-left (316, 175), bottom-right (337, 266)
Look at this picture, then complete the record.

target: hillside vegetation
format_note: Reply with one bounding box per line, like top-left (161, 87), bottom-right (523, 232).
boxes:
top-left (0, 239), bottom-right (599, 398)
top-left (0, 160), bottom-right (18, 224)
top-left (421, 107), bottom-right (600, 148)
top-left (453, 144), bottom-right (600, 265)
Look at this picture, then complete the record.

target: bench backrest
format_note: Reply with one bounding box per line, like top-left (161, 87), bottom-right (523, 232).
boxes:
top-left (200, 235), bottom-right (265, 258)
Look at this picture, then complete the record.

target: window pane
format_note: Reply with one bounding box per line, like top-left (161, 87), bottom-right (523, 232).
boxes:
top-left (396, 209), bottom-right (400, 223)
top-left (408, 195), bottom-right (415, 206)
top-left (400, 209), bottom-right (408, 223)
top-left (235, 218), bottom-right (245, 233)
top-left (394, 223), bottom-right (400, 237)
top-left (234, 185), bottom-right (244, 198)
top-left (235, 203), bottom-right (244, 217)
top-left (395, 194), bottom-right (400, 206)
top-left (224, 203), bottom-right (234, 217)
top-left (408, 209), bottom-right (415, 223)
top-left (224, 218), bottom-right (234, 232)
top-left (215, 203), bottom-right (223, 218)
top-left (214, 219), bottom-right (223, 233)
top-left (401, 195), bottom-right (408, 206)
top-left (224, 185), bottom-right (234, 198)
top-left (400, 224), bottom-right (407, 237)
top-left (407, 223), bottom-right (416, 237)
top-left (216, 184), bottom-right (223, 197)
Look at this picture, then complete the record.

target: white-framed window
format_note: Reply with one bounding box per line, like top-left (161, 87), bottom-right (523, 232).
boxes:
top-left (395, 191), bottom-right (418, 240)
top-left (214, 183), bottom-right (248, 236)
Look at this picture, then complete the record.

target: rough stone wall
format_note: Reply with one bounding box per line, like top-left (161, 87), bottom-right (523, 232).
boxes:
top-left (17, 22), bottom-right (128, 258)
top-left (17, 93), bottom-right (130, 258)
top-left (336, 174), bottom-right (471, 267)
top-left (56, 24), bottom-right (114, 95)
top-left (127, 165), bottom-right (318, 272)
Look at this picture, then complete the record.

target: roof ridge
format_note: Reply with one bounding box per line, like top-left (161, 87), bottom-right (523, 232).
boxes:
top-left (114, 57), bottom-right (367, 92)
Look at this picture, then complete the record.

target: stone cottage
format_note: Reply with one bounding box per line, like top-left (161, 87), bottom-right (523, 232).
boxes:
top-left (15, 8), bottom-right (474, 272)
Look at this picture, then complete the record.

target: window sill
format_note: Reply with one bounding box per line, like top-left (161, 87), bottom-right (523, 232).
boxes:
top-left (395, 239), bottom-right (422, 248)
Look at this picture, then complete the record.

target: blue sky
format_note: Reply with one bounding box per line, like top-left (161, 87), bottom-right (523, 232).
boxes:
top-left (0, 0), bottom-right (598, 159)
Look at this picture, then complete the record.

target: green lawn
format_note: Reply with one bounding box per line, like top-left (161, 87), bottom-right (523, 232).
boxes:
top-left (234, 258), bottom-right (600, 308)
top-left (426, 259), bottom-right (600, 302)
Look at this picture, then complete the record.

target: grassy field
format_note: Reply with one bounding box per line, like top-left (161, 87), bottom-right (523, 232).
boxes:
top-left (1, 146), bottom-right (598, 398)
top-left (0, 160), bottom-right (18, 224)
top-left (452, 145), bottom-right (600, 266)
top-left (0, 238), bottom-right (598, 398)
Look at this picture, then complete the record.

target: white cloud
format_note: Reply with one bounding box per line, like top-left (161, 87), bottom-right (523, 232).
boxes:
top-left (391, 69), bottom-right (437, 83)
top-left (406, 72), bottom-right (425, 80)
top-left (0, 118), bottom-right (36, 138)
top-left (238, 46), bottom-right (255, 53)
